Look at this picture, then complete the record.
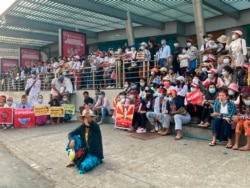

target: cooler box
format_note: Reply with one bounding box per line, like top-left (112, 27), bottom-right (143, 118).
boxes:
top-left (14, 108), bottom-right (35, 128)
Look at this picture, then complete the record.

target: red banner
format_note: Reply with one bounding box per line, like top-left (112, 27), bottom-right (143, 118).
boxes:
top-left (0, 108), bottom-right (13, 124)
top-left (20, 48), bottom-right (40, 68)
top-left (115, 104), bottom-right (134, 130)
top-left (1, 59), bottom-right (18, 73)
top-left (14, 108), bottom-right (35, 128)
top-left (61, 30), bottom-right (86, 57)
top-left (185, 89), bottom-right (203, 105)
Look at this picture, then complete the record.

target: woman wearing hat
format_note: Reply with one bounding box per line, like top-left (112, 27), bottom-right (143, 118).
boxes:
top-left (226, 30), bottom-right (248, 68)
top-left (216, 35), bottom-right (229, 56)
top-left (203, 69), bottom-right (224, 89)
top-left (66, 106), bottom-right (103, 174)
top-left (227, 83), bottom-right (240, 105)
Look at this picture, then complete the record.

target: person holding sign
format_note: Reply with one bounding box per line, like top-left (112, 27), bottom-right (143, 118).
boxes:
top-left (33, 95), bottom-right (48, 126)
top-left (16, 95), bottom-right (32, 109)
top-left (66, 106), bottom-right (103, 174)
top-left (48, 93), bottom-right (61, 124)
top-left (2, 96), bottom-right (15, 129)
top-left (60, 94), bottom-right (72, 123)
top-left (50, 75), bottom-right (66, 101)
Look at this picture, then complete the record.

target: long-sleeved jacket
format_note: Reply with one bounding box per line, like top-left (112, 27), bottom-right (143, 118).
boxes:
top-left (213, 100), bottom-right (236, 118)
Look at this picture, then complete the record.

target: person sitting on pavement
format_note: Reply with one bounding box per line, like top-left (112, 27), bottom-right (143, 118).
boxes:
top-left (2, 96), bottom-right (16, 129)
top-left (79, 91), bottom-right (94, 114)
top-left (93, 91), bottom-right (111, 125)
top-left (16, 95), bottom-right (32, 109)
top-left (66, 105), bottom-right (103, 174)
top-left (33, 95), bottom-right (48, 126)
top-left (60, 94), bottom-right (72, 123)
top-left (48, 93), bottom-right (61, 125)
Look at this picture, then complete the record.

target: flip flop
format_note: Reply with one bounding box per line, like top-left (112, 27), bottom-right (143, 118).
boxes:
top-left (225, 144), bottom-right (233, 149)
top-left (209, 142), bottom-right (216, 146)
top-left (66, 163), bottom-right (74, 167)
top-left (174, 136), bottom-right (183, 140)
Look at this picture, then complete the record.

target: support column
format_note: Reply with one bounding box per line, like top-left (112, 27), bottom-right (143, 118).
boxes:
top-left (125, 11), bottom-right (135, 46)
top-left (192, 0), bottom-right (205, 51)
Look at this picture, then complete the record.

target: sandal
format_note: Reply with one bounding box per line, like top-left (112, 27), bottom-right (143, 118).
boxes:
top-left (225, 143), bottom-right (233, 149)
top-left (209, 142), bottom-right (216, 146)
top-left (66, 162), bottom-right (74, 167)
top-left (174, 136), bottom-right (183, 140)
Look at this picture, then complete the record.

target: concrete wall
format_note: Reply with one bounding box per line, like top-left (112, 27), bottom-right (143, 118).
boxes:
top-left (1, 89), bottom-right (121, 112)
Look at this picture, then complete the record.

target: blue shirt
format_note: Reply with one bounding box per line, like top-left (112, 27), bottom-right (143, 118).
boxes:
top-left (158, 45), bottom-right (171, 59)
top-left (16, 102), bottom-right (32, 109)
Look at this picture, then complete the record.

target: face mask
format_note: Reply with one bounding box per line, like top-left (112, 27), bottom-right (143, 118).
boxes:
top-left (118, 49), bottom-right (122, 53)
top-left (38, 99), bottom-right (43, 104)
top-left (223, 59), bottom-right (230, 64)
top-left (151, 72), bottom-right (155, 76)
top-left (131, 47), bottom-right (135, 51)
top-left (32, 74), bottom-right (36, 78)
top-left (204, 38), bottom-right (208, 42)
top-left (125, 49), bottom-right (129, 53)
top-left (63, 98), bottom-right (68, 101)
top-left (120, 95), bottom-right (125, 100)
top-left (161, 40), bottom-right (166, 45)
top-left (140, 83), bottom-right (145, 87)
top-left (129, 95), bottom-right (134, 100)
top-left (208, 74), bottom-right (212, 78)
top-left (140, 46), bottom-right (145, 50)
top-left (228, 90), bottom-right (235, 96)
top-left (187, 42), bottom-right (191, 47)
top-left (124, 84), bottom-right (128, 88)
top-left (222, 71), bottom-right (228, 77)
top-left (164, 82), bottom-right (170, 87)
top-left (62, 72), bottom-right (67, 76)
top-left (157, 93), bottom-right (163, 98)
top-left (174, 43), bottom-right (179, 47)
top-left (131, 85), bottom-right (137, 89)
top-left (232, 34), bottom-right (236, 40)
top-left (168, 97), bottom-right (173, 102)
top-left (244, 100), bottom-right (250, 106)
top-left (182, 50), bottom-right (186, 54)
top-left (109, 51), bottom-right (113, 54)
top-left (7, 101), bottom-right (13, 106)
top-left (190, 87), bottom-right (196, 92)
top-left (193, 79), bottom-right (199, 83)
top-left (201, 67), bottom-right (207, 72)
top-left (209, 88), bottom-right (216, 94)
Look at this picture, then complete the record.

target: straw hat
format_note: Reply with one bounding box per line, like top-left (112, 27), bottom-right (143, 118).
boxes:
top-left (217, 35), bottom-right (227, 43)
top-left (77, 109), bottom-right (96, 123)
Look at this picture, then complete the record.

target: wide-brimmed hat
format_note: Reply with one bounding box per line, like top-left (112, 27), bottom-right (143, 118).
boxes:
top-left (217, 35), bottom-right (227, 43)
top-left (77, 109), bottom-right (96, 122)
top-left (228, 83), bottom-right (239, 93)
top-left (207, 69), bottom-right (217, 74)
top-left (6, 96), bottom-right (13, 101)
top-left (159, 67), bottom-right (167, 72)
top-left (232, 30), bottom-right (243, 36)
top-left (176, 76), bottom-right (185, 81)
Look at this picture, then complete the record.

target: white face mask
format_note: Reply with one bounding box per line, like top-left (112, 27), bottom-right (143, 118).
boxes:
top-left (232, 34), bottom-right (236, 40)
top-left (131, 47), bottom-right (135, 51)
top-left (204, 38), bottom-right (208, 42)
top-left (124, 84), bottom-right (128, 88)
top-left (182, 50), bottom-right (186, 54)
top-left (223, 59), bottom-right (230, 64)
top-left (38, 99), bottom-right (43, 104)
top-left (187, 42), bottom-right (191, 47)
top-left (109, 51), bottom-right (113, 54)
top-left (190, 87), bottom-right (196, 92)
top-left (125, 49), bottom-right (129, 53)
top-left (151, 72), bottom-right (155, 76)
top-left (174, 43), bottom-right (179, 47)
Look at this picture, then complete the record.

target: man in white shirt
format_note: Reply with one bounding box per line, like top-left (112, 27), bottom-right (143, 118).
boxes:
top-left (186, 38), bottom-right (198, 72)
top-left (25, 71), bottom-right (41, 105)
top-left (50, 75), bottom-right (66, 100)
top-left (158, 39), bottom-right (171, 68)
top-left (200, 34), bottom-right (217, 63)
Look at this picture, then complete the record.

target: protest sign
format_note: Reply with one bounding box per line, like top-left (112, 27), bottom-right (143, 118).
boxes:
top-left (62, 104), bottom-right (75, 115)
top-left (34, 105), bottom-right (50, 116)
top-left (0, 107), bottom-right (13, 124)
top-left (50, 107), bottom-right (65, 117)
top-left (115, 104), bottom-right (134, 130)
top-left (14, 108), bottom-right (35, 128)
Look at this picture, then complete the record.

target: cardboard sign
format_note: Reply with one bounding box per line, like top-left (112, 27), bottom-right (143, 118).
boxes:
top-left (34, 105), bottom-right (50, 116)
top-left (14, 108), bottom-right (35, 128)
top-left (50, 107), bottom-right (65, 117)
top-left (62, 104), bottom-right (75, 115)
top-left (0, 107), bottom-right (13, 124)
top-left (136, 51), bottom-right (145, 60)
top-left (115, 104), bottom-right (134, 130)
top-left (185, 89), bottom-right (203, 105)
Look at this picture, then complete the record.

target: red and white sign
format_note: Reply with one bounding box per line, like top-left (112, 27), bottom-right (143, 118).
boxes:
top-left (20, 48), bottom-right (40, 68)
top-left (1, 59), bottom-right (18, 73)
top-left (60, 30), bottom-right (86, 57)
top-left (0, 108), bottom-right (13, 124)
top-left (14, 108), bottom-right (35, 128)
top-left (185, 89), bottom-right (203, 105)
top-left (115, 104), bottom-right (135, 130)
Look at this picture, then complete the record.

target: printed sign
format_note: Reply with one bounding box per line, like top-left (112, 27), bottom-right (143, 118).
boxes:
top-left (59, 29), bottom-right (86, 57)
top-left (62, 104), bottom-right (75, 115)
top-left (0, 59), bottom-right (18, 73)
top-left (185, 89), bottom-right (203, 105)
top-left (20, 48), bottom-right (40, 68)
top-left (50, 107), bottom-right (65, 117)
top-left (115, 104), bottom-right (134, 130)
top-left (14, 108), bottom-right (35, 128)
top-left (0, 107), bottom-right (13, 124)
top-left (34, 105), bottom-right (50, 116)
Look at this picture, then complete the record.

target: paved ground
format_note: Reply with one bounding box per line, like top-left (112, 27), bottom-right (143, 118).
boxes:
top-left (0, 122), bottom-right (250, 188)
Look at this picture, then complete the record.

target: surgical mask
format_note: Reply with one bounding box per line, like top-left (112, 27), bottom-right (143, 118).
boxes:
top-left (193, 79), bottom-right (199, 83)
top-left (140, 46), bottom-right (145, 50)
top-left (157, 93), bottom-right (163, 98)
top-left (151, 72), bottom-right (155, 76)
top-left (182, 50), bottom-right (186, 54)
top-left (209, 88), bottom-right (216, 94)
top-left (201, 67), bottom-right (207, 72)
top-left (174, 43), bottom-right (179, 47)
top-left (187, 42), bottom-right (191, 47)
top-left (223, 59), bottom-right (230, 64)
top-left (124, 84), bottom-right (128, 88)
top-left (220, 100), bottom-right (227, 104)
top-left (232, 34), bottom-right (236, 40)
top-left (7, 101), bottom-right (13, 106)
top-left (32, 74), bottom-right (36, 78)
top-left (38, 99), bottom-right (43, 104)
top-left (228, 90), bottom-right (235, 96)
top-left (129, 95), bottom-right (134, 100)
top-left (190, 87), bottom-right (196, 92)
top-left (208, 73), bottom-right (212, 78)
top-left (63, 98), bottom-right (68, 101)
top-left (118, 49), bottom-right (122, 53)
top-left (131, 85), bottom-right (137, 89)
top-left (222, 71), bottom-right (228, 77)
top-left (168, 97), bottom-right (173, 102)
top-left (62, 72), bottom-right (67, 76)
top-left (131, 47), bottom-right (135, 51)
top-left (120, 95), bottom-right (125, 100)
top-left (161, 40), bottom-right (166, 45)
top-left (125, 49), bottom-right (129, 53)
top-left (204, 38), bottom-right (208, 42)
top-left (140, 83), bottom-right (145, 87)
top-left (244, 100), bottom-right (250, 106)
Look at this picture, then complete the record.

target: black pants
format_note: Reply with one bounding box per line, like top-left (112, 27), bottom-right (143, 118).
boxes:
top-left (138, 113), bottom-right (147, 129)
top-left (186, 104), bottom-right (202, 119)
top-left (201, 106), bottom-right (213, 123)
top-left (132, 112), bottom-right (140, 128)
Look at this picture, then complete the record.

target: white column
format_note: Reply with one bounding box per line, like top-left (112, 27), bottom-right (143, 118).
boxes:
top-left (125, 11), bottom-right (135, 46)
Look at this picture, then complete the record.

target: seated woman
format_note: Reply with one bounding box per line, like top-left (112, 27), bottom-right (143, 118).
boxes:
top-left (16, 95), bottom-right (32, 109)
top-left (198, 83), bottom-right (218, 127)
top-left (232, 93), bottom-right (250, 151)
top-left (66, 106), bottom-right (103, 174)
top-left (60, 94), bottom-right (72, 123)
top-left (221, 65), bottom-right (236, 87)
top-left (33, 95), bottom-right (49, 126)
top-left (167, 89), bottom-right (191, 140)
top-left (48, 93), bottom-right (61, 124)
top-left (3, 96), bottom-right (16, 129)
top-left (209, 88), bottom-right (236, 148)
top-left (227, 83), bottom-right (240, 105)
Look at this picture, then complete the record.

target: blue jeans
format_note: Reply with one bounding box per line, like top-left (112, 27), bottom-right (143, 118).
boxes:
top-left (101, 107), bottom-right (109, 122)
top-left (159, 58), bottom-right (167, 68)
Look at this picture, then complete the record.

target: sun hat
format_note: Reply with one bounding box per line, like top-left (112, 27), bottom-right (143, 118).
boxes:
top-left (191, 82), bottom-right (199, 88)
top-left (74, 55), bottom-right (80, 60)
top-left (6, 97), bottom-right (13, 101)
top-left (207, 69), bottom-right (217, 74)
top-left (140, 42), bottom-right (148, 47)
top-left (159, 67), bottom-right (167, 72)
top-left (228, 83), bottom-right (239, 93)
top-left (151, 67), bottom-right (158, 73)
top-left (232, 30), bottom-right (243, 36)
top-left (169, 89), bottom-right (178, 96)
top-left (175, 76), bottom-right (185, 81)
top-left (77, 109), bottom-right (96, 122)
top-left (187, 38), bottom-right (193, 43)
top-left (217, 35), bottom-right (227, 43)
